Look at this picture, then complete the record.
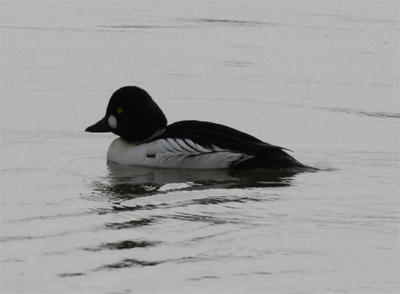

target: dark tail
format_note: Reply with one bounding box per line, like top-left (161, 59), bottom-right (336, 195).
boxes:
top-left (232, 149), bottom-right (309, 170)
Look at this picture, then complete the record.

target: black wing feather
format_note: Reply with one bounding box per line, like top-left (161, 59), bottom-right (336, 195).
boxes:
top-left (157, 120), bottom-right (304, 169)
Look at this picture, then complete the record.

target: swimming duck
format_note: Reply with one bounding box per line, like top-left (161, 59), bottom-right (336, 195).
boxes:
top-left (86, 86), bottom-right (305, 169)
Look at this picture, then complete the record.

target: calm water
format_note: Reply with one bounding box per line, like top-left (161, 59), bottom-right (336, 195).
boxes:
top-left (1, 1), bottom-right (399, 293)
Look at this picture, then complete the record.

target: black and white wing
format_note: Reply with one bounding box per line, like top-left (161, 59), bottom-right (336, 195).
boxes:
top-left (146, 137), bottom-right (253, 169)
top-left (155, 120), bottom-right (304, 169)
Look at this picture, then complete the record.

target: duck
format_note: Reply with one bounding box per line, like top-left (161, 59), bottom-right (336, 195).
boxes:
top-left (85, 86), bottom-right (306, 169)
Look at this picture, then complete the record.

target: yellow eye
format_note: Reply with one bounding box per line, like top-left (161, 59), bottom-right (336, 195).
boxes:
top-left (117, 108), bottom-right (123, 114)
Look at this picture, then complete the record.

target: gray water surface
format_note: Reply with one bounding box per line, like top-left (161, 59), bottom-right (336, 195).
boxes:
top-left (1, 1), bottom-right (399, 293)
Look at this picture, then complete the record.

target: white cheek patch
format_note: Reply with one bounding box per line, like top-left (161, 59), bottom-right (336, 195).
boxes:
top-left (108, 115), bottom-right (117, 129)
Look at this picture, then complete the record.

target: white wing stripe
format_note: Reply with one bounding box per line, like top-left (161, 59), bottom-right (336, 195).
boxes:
top-left (160, 139), bottom-right (175, 153)
top-left (175, 138), bottom-right (196, 152)
top-left (166, 138), bottom-right (186, 153)
top-left (184, 139), bottom-right (212, 153)
top-left (183, 139), bottom-right (201, 152)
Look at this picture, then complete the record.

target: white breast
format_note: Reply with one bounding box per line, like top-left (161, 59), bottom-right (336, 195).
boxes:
top-left (106, 138), bottom-right (253, 169)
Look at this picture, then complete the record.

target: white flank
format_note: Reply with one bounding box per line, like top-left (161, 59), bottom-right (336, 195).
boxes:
top-left (107, 138), bottom-right (253, 169)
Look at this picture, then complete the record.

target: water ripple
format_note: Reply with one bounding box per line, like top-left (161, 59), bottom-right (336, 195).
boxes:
top-left (83, 240), bottom-right (160, 252)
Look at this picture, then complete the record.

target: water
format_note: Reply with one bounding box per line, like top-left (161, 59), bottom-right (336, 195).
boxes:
top-left (1, 1), bottom-right (399, 293)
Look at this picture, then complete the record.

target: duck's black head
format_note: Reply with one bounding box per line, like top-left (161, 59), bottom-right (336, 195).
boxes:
top-left (85, 86), bottom-right (167, 143)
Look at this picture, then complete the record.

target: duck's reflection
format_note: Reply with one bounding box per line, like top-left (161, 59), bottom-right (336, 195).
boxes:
top-left (81, 164), bottom-right (304, 273)
top-left (94, 162), bottom-right (302, 201)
